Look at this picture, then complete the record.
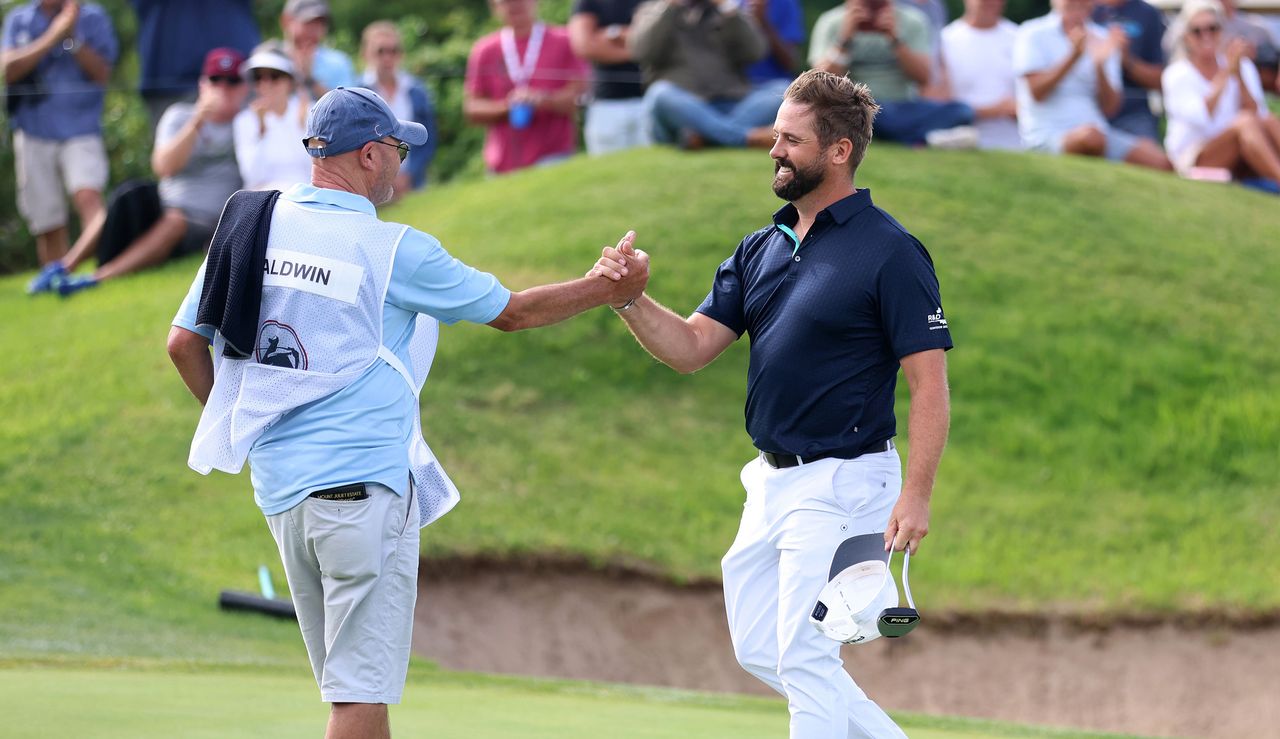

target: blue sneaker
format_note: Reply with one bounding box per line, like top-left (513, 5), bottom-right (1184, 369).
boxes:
top-left (57, 274), bottom-right (99, 297)
top-left (26, 262), bottom-right (66, 294)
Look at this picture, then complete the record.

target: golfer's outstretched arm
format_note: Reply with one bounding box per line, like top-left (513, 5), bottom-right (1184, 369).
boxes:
top-left (593, 247), bottom-right (737, 374)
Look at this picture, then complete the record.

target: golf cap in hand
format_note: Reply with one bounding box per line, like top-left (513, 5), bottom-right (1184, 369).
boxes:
top-left (303, 87), bottom-right (428, 159)
top-left (810, 533), bottom-right (920, 645)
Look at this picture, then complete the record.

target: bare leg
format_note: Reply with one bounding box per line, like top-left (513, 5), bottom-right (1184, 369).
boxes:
top-left (1124, 139), bottom-right (1174, 171)
top-left (62, 207), bottom-right (107, 271)
top-left (1060, 125), bottom-right (1107, 158)
top-left (70, 188), bottom-right (103, 229)
top-left (326, 703), bottom-right (390, 739)
top-left (92, 209), bottom-right (187, 282)
top-left (35, 226), bottom-right (69, 265)
top-left (1228, 113), bottom-right (1280, 182)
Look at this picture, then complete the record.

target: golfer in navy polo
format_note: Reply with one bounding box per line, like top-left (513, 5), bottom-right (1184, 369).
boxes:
top-left (593, 69), bottom-right (951, 737)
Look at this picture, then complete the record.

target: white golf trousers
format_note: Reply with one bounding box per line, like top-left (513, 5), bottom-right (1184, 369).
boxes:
top-left (722, 451), bottom-right (907, 739)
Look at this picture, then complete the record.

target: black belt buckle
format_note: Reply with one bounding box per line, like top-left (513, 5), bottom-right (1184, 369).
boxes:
top-left (309, 483), bottom-right (368, 501)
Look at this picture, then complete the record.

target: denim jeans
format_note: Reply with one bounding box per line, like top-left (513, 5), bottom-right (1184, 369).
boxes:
top-left (644, 79), bottom-right (788, 147)
top-left (873, 100), bottom-right (975, 146)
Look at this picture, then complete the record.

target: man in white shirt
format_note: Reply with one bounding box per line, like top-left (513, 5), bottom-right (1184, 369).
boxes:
top-left (940, 0), bottom-right (1021, 149)
top-left (1014, 0), bottom-right (1171, 169)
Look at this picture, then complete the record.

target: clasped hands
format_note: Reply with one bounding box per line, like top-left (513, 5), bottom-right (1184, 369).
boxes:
top-left (588, 231), bottom-right (650, 310)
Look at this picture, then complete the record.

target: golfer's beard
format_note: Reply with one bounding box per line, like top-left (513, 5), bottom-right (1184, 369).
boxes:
top-left (772, 157), bottom-right (825, 202)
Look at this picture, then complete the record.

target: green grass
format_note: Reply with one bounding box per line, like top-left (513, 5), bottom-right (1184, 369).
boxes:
top-left (0, 661), bottom-right (1138, 738)
top-left (0, 146), bottom-right (1277, 668)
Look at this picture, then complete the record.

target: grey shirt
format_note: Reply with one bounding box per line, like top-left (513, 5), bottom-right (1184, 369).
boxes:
top-left (629, 0), bottom-right (766, 100)
top-left (155, 103), bottom-right (242, 228)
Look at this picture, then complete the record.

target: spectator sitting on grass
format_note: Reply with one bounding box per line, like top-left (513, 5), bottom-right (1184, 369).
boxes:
top-left (359, 21), bottom-right (438, 198)
top-left (1014, 0), bottom-right (1172, 170)
top-left (810, 0), bottom-right (978, 148)
top-left (1091, 0), bottom-right (1167, 142)
top-left (938, 0), bottom-right (1021, 150)
top-left (35, 48), bottom-right (247, 297)
top-left (629, 0), bottom-right (779, 150)
top-left (1162, 0), bottom-right (1280, 185)
top-left (4, 0), bottom-right (117, 286)
top-left (233, 49), bottom-right (313, 192)
top-left (465, 0), bottom-right (589, 175)
top-left (1212, 0), bottom-right (1279, 92)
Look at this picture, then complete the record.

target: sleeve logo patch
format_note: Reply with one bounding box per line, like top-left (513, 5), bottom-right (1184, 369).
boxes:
top-left (927, 307), bottom-right (948, 330)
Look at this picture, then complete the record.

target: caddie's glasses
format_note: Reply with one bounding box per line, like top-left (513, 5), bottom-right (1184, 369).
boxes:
top-left (1188, 23), bottom-right (1221, 37)
top-left (372, 139), bottom-right (410, 162)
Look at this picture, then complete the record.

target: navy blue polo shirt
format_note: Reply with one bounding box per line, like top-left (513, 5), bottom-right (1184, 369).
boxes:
top-left (696, 189), bottom-right (952, 457)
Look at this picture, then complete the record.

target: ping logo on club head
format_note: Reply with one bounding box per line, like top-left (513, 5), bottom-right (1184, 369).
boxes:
top-left (885, 616), bottom-right (916, 625)
top-left (811, 601), bottom-right (829, 622)
top-left (256, 320), bottom-right (308, 370)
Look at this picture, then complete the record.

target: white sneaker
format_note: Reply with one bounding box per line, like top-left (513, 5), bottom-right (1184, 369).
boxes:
top-left (925, 125), bottom-right (980, 150)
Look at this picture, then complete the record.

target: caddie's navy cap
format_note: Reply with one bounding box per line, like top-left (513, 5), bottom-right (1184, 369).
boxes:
top-left (302, 87), bottom-right (428, 159)
top-left (827, 533), bottom-right (890, 579)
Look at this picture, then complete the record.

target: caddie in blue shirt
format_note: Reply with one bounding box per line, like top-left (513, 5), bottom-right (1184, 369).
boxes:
top-left (592, 69), bottom-right (952, 738)
top-left (167, 87), bottom-right (648, 739)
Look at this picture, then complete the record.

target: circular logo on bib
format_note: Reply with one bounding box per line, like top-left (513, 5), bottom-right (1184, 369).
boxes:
top-left (256, 320), bottom-right (308, 370)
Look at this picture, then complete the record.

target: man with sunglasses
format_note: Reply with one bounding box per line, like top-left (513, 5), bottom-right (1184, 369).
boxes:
top-left (37, 47), bottom-right (247, 296)
top-left (359, 20), bottom-right (437, 200)
top-left (167, 86), bottom-right (647, 739)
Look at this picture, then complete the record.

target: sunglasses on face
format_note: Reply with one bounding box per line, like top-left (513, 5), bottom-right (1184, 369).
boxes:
top-left (1188, 23), bottom-right (1222, 37)
top-left (207, 75), bottom-right (244, 86)
top-left (253, 70), bottom-right (289, 83)
top-left (375, 46), bottom-right (403, 56)
top-left (372, 139), bottom-right (410, 162)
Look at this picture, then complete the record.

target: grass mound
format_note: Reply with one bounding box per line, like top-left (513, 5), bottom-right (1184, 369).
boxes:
top-left (1, 146), bottom-right (1276, 665)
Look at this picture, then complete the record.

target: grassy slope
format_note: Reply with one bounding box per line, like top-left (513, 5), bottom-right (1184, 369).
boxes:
top-left (0, 147), bottom-right (1277, 668)
top-left (0, 662), bottom-right (1139, 739)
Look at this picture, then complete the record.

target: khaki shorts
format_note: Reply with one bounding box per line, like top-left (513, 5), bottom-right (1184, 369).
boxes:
top-left (13, 130), bottom-right (108, 234)
top-left (266, 483), bottom-right (420, 704)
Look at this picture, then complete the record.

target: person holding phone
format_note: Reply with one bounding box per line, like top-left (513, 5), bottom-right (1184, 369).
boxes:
top-left (810, 0), bottom-right (978, 147)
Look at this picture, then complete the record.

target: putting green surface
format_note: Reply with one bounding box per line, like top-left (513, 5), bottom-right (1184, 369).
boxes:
top-left (2, 663), bottom-right (1136, 739)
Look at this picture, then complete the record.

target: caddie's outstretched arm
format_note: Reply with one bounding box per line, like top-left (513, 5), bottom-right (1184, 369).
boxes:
top-left (592, 244), bottom-right (737, 374)
top-left (884, 348), bottom-right (950, 555)
top-left (487, 231), bottom-right (649, 332)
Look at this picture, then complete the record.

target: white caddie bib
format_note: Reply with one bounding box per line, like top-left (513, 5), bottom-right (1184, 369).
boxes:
top-left (188, 198), bottom-right (460, 527)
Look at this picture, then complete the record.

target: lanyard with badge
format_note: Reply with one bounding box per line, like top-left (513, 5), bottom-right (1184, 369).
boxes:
top-left (501, 22), bottom-right (545, 129)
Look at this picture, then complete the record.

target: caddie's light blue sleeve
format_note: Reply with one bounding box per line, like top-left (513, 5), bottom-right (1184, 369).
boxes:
top-left (172, 259), bottom-right (216, 341)
top-left (387, 228), bottom-right (512, 325)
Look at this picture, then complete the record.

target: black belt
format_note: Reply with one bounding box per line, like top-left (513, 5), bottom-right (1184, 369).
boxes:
top-left (759, 440), bottom-right (895, 469)
top-left (309, 483), bottom-right (369, 501)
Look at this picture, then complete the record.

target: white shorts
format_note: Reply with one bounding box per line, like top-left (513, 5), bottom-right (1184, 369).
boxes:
top-left (266, 482), bottom-right (420, 704)
top-left (13, 130), bottom-right (108, 234)
top-left (584, 98), bottom-right (650, 156)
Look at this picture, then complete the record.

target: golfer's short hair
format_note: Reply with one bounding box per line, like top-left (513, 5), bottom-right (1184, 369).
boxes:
top-left (784, 70), bottom-right (880, 173)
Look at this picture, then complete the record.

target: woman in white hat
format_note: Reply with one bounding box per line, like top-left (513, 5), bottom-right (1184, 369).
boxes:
top-left (1161, 0), bottom-right (1280, 184)
top-left (233, 48), bottom-right (314, 191)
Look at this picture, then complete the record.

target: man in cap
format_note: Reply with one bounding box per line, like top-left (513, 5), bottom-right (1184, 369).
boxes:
top-left (36, 47), bottom-right (247, 296)
top-left (167, 87), bottom-right (647, 739)
top-left (280, 0), bottom-right (355, 99)
top-left (591, 69), bottom-right (951, 737)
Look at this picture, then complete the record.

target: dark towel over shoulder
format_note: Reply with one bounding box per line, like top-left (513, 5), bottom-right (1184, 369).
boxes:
top-left (196, 189), bottom-right (281, 358)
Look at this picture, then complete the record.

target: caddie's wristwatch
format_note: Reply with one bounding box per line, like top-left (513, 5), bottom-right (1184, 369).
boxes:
top-left (612, 297), bottom-right (638, 312)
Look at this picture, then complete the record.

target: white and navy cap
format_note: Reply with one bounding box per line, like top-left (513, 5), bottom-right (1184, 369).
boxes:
top-left (810, 533), bottom-right (909, 645)
top-left (303, 87), bottom-right (428, 158)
